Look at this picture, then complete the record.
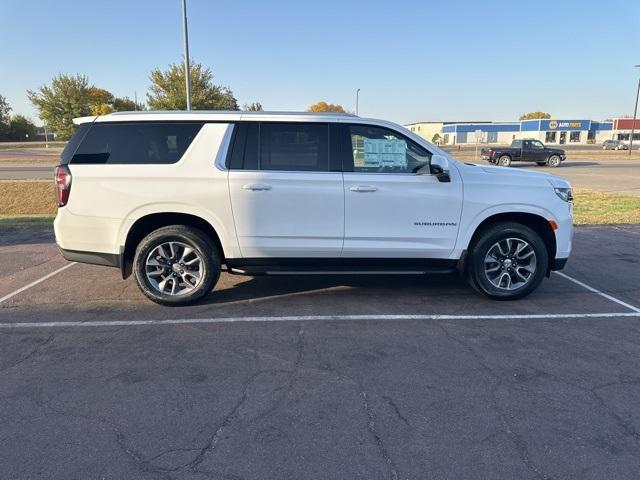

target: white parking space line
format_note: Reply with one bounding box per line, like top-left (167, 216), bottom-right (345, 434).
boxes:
top-left (555, 271), bottom-right (640, 313)
top-left (0, 312), bottom-right (639, 329)
top-left (0, 263), bottom-right (76, 305)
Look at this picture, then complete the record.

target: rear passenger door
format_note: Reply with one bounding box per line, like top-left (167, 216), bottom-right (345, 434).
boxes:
top-left (227, 122), bottom-right (344, 258)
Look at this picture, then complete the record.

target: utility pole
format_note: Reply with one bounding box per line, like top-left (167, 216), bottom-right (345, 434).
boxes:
top-left (356, 88), bottom-right (360, 115)
top-left (629, 65), bottom-right (640, 156)
top-left (134, 91), bottom-right (138, 111)
top-left (182, 0), bottom-right (192, 110)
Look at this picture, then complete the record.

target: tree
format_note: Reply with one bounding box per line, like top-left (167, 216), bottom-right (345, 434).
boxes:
top-left (0, 94), bottom-right (11, 137)
top-left (432, 133), bottom-right (441, 144)
top-left (113, 96), bottom-right (143, 111)
top-left (7, 114), bottom-right (37, 141)
top-left (27, 74), bottom-right (94, 140)
top-left (146, 60), bottom-right (238, 111)
top-left (243, 102), bottom-right (263, 111)
top-left (519, 111), bottom-right (551, 120)
top-left (308, 101), bottom-right (346, 113)
top-left (88, 87), bottom-right (115, 116)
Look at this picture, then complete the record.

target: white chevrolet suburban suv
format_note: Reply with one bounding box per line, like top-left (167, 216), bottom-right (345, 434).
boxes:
top-left (53, 111), bottom-right (573, 305)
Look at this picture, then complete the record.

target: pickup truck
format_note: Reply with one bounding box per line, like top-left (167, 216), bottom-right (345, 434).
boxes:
top-left (481, 139), bottom-right (566, 167)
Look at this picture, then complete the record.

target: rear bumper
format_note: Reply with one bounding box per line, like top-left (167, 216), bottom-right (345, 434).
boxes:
top-left (551, 257), bottom-right (568, 271)
top-left (59, 247), bottom-right (121, 269)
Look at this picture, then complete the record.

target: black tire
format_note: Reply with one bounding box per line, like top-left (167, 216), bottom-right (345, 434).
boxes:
top-left (467, 222), bottom-right (548, 300)
top-left (536, 162), bottom-right (546, 166)
top-left (133, 225), bottom-right (220, 306)
top-left (547, 155), bottom-right (561, 167)
top-left (497, 155), bottom-right (511, 167)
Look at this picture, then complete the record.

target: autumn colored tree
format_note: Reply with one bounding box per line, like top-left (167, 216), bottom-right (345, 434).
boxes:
top-left (308, 101), bottom-right (346, 113)
top-left (146, 60), bottom-right (238, 110)
top-left (519, 111), bottom-right (551, 120)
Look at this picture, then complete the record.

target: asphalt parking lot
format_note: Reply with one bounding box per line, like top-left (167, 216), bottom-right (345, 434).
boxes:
top-left (1, 225), bottom-right (640, 479)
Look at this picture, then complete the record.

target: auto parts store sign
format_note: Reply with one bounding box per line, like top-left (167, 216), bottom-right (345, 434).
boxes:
top-left (543, 120), bottom-right (589, 131)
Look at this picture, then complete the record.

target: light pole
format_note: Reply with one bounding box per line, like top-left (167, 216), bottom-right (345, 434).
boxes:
top-left (182, 0), bottom-right (192, 111)
top-left (629, 64), bottom-right (640, 156)
top-left (355, 88), bottom-right (360, 115)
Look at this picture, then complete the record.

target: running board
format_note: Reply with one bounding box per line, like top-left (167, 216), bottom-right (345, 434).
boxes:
top-left (225, 258), bottom-right (458, 276)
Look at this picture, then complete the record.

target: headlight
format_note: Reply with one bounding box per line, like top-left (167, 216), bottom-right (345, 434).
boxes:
top-left (554, 187), bottom-right (573, 202)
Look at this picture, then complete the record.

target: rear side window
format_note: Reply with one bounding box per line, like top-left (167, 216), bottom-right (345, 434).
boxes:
top-left (260, 123), bottom-right (328, 172)
top-left (59, 123), bottom-right (92, 165)
top-left (71, 122), bottom-right (204, 164)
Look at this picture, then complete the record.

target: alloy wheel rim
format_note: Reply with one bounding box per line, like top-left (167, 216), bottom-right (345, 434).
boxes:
top-left (483, 237), bottom-right (537, 291)
top-left (145, 241), bottom-right (204, 296)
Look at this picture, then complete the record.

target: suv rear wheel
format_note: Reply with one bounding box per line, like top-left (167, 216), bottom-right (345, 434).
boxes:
top-left (133, 225), bottom-right (220, 306)
top-left (467, 222), bottom-right (548, 300)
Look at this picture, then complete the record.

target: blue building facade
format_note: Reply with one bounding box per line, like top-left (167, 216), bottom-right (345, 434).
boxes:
top-left (440, 119), bottom-right (614, 145)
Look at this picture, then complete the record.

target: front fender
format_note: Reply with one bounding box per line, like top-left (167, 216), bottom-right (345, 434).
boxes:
top-left (456, 203), bottom-right (558, 252)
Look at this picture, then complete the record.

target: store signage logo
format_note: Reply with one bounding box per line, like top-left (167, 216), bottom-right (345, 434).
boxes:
top-left (549, 120), bottom-right (583, 130)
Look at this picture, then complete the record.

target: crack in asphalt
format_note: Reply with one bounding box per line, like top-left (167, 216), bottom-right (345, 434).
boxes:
top-left (361, 391), bottom-right (400, 480)
top-left (382, 395), bottom-right (410, 426)
top-left (149, 326), bottom-right (307, 475)
top-left (436, 321), bottom-right (553, 480)
top-left (0, 333), bottom-right (55, 373)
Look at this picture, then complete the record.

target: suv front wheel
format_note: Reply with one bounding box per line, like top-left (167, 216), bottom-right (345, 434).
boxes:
top-left (467, 222), bottom-right (548, 300)
top-left (133, 225), bottom-right (220, 306)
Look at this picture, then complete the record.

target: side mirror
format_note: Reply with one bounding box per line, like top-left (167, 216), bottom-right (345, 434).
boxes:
top-left (430, 155), bottom-right (451, 183)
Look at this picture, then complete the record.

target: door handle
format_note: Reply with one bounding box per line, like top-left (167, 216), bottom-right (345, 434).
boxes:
top-left (242, 183), bottom-right (272, 191)
top-left (349, 185), bottom-right (377, 193)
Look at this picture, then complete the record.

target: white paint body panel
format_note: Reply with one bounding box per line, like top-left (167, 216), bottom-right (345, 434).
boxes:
top-left (228, 171), bottom-right (344, 257)
top-left (342, 170), bottom-right (462, 257)
top-left (54, 111), bottom-right (573, 266)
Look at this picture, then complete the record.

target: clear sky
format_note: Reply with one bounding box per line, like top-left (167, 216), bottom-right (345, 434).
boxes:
top-left (2, 0), bottom-right (639, 125)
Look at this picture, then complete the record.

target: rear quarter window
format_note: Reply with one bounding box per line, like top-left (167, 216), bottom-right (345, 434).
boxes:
top-left (70, 122), bottom-right (204, 164)
top-left (59, 123), bottom-right (92, 165)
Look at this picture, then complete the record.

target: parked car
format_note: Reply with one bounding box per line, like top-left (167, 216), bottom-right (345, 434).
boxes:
top-left (602, 139), bottom-right (629, 150)
top-left (54, 112), bottom-right (573, 305)
top-left (481, 139), bottom-right (566, 167)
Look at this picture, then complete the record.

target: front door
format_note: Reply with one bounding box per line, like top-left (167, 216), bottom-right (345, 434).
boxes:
top-left (338, 124), bottom-right (463, 258)
top-left (559, 132), bottom-right (567, 144)
top-left (228, 122), bottom-right (344, 257)
top-left (525, 140), bottom-right (547, 162)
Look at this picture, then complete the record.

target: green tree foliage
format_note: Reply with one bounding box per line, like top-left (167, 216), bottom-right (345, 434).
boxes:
top-left (519, 111), bottom-right (551, 120)
top-left (7, 114), bottom-right (37, 141)
top-left (27, 74), bottom-right (95, 140)
top-left (432, 133), bottom-right (441, 143)
top-left (243, 102), bottom-right (263, 111)
top-left (308, 101), bottom-right (346, 113)
top-left (146, 60), bottom-right (238, 110)
top-left (26, 75), bottom-right (129, 139)
top-left (112, 96), bottom-right (143, 111)
top-left (0, 93), bottom-right (12, 137)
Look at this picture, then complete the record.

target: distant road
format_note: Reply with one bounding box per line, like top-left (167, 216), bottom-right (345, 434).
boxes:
top-left (0, 165), bottom-right (53, 180)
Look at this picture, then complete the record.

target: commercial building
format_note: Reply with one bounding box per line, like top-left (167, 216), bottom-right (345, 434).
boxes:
top-left (404, 118), bottom-right (638, 145)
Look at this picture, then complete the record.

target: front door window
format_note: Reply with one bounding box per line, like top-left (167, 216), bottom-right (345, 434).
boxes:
top-left (348, 125), bottom-right (431, 174)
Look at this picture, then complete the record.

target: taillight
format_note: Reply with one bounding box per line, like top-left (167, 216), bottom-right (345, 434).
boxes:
top-left (54, 165), bottom-right (72, 207)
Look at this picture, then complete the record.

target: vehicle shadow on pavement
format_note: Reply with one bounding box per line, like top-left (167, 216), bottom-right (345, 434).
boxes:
top-left (203, 273), bottom-right (472, 306)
